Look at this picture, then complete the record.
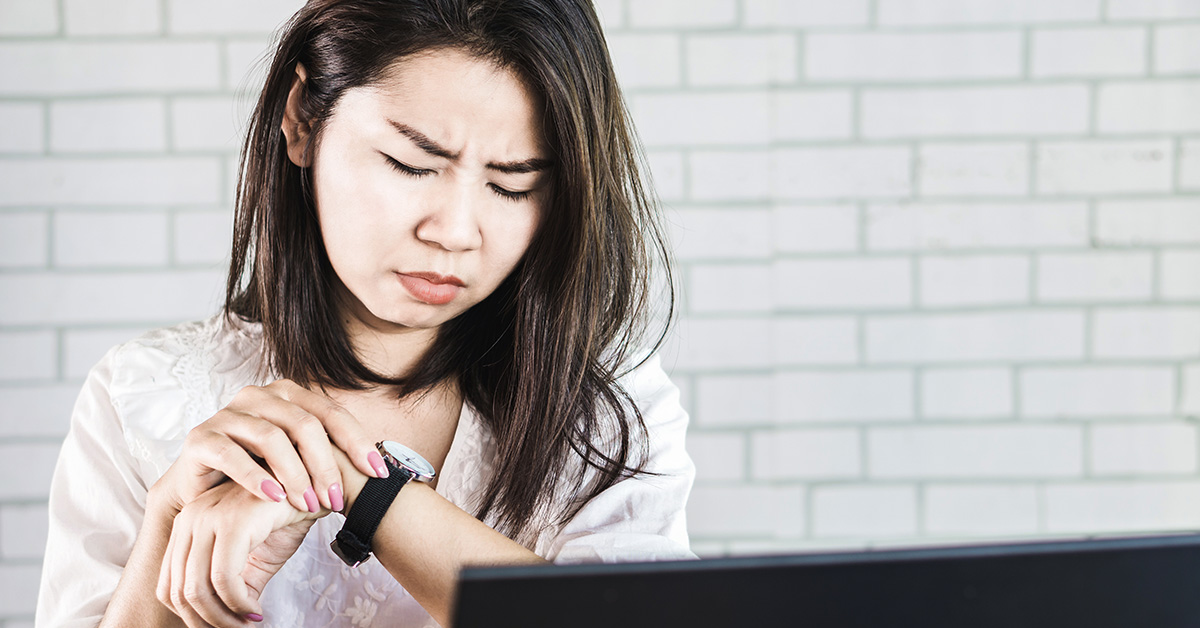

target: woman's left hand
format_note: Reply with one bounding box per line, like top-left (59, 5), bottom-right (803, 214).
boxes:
top-left (156, 481), bottom-right (322, 626)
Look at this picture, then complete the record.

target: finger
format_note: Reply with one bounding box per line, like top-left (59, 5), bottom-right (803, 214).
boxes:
top-left (203, 410), bottom-right (316, 514)
top-left (238, 394), bottom-right (343, 511)
top-left (267, 380), bottom-right (384, 481)
top-left (169, 522), bottom-right (194, 620)
top-left (186, 526), bottom-right (252, 627)
top-left (210, 523), bottom-right (265, 620)
top-left (187, 426), bottom-right (289, 507)
top-left (157, 523), bottom-right (179, 614)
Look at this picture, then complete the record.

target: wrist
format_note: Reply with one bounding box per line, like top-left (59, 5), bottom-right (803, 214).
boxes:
top-left (332, 445), bottom-right (370, 513)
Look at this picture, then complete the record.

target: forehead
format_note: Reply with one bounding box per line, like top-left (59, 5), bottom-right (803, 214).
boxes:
top-left (331, 48), bottom-right (548, 156)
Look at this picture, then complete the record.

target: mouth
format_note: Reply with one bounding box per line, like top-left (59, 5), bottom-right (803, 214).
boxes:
top-left (395, 272), bottom-right (465, 305)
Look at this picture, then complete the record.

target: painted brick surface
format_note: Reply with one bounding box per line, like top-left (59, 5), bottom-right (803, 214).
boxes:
top-left (4, 0), bottom-right (1200, 586)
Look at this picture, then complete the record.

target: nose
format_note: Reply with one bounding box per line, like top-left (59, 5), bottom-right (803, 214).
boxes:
top-left (414, 179), bottom-right (483, 252)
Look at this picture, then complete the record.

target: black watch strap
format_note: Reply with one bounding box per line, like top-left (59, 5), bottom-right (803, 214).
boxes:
top-left (330, 464), bottom-right (415, 567)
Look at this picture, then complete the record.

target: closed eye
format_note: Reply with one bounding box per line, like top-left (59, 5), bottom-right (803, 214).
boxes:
top-left (383, 154), bottom-right (434, 177)
top-left (489, 183), bottom-right (532, 202)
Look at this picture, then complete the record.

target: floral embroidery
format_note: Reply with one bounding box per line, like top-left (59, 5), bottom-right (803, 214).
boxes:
top-left (342, 596), bottom-right (378, 626)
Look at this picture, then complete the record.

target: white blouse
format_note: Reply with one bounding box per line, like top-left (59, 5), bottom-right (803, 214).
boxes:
top-left (36, 315), bottom-right (695, 628)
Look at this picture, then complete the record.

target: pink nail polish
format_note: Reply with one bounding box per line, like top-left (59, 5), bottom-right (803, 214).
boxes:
top-left (367, 451), bottom-right (389, 478)
top-left (261, 479), bottom-right (285, 503)
top-left (245, 612), bottom-right (264, 622)
top-left (329, 483), bottom-right (344, 512)
top-left (303, 486), bottom-right (319, 513)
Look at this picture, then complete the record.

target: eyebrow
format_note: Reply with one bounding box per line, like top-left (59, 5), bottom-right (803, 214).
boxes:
top-left (387, 118), bottom-right (553, 175)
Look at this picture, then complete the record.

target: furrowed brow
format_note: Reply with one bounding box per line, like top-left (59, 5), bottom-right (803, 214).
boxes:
top-left (387, 119), bottom-right (458, 160)
top-left (487, 158), bottom-right (554, 175)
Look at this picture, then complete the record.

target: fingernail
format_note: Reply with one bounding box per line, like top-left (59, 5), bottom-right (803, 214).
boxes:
top-left (329, 483), bottom-right (344, 512)
top-left (261, 479), bottom-right (285, 503)
top-left (245, 612), bottom-right (264, 622)
top-left (303, 486), bottom-right (319, 513)
top-left (368, 451), bottom-right (389, 478)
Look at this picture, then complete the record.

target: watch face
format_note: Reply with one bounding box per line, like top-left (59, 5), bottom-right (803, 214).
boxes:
top-left (378, 441), bottom-right (436, 480)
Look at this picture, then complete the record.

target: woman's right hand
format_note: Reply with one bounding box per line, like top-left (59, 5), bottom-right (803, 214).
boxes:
top-left (152, 379), bottom-right (388, 516)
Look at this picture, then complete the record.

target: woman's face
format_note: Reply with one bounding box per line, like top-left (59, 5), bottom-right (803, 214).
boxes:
top-left (284, 48), bottom-right (550, 337)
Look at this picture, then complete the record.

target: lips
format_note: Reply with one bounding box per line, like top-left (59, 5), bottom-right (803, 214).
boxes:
top-left (395, 271), bottom-right (465, 305)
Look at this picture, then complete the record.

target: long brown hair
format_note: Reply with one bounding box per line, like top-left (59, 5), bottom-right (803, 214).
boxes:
top-left (226, 0), bottom-right (674, 541)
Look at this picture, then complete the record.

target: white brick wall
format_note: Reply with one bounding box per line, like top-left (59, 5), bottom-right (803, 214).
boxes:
top-left (4, 1), bottom-right (1200, 620)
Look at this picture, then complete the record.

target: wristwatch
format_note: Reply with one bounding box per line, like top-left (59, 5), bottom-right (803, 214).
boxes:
top-left (330, 440), bottom-right (436, 567)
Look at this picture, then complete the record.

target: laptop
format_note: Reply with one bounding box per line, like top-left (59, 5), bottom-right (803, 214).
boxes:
top-left (453, 532), bottom-right (1200, 627)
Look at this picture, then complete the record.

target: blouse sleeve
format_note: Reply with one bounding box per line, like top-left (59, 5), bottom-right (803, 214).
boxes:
top-left (540, 352), bottom-right (697, 564)
top-left (36, 346), bottom-right (154, 628)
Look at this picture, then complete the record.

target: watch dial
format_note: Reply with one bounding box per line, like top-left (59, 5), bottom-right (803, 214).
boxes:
top-left (379, 441), bottom-right (436, 479)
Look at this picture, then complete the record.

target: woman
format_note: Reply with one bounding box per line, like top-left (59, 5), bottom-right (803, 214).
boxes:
top-left (36, 1), bottom-right (693, 626)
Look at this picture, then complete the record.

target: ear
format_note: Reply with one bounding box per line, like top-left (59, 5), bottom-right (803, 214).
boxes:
top-left (281, 63), bottom-right (313, 167)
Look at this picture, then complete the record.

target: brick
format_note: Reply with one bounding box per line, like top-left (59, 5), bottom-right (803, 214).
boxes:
top-left (225, 40), bottom-right (273, 93)
top-left (0, 331), bottom-right (56, 381)
top-left (0, 564), bottom-right (41, 616)
top-left (687, 431), bottom-right (745, 481)
top-left (633, 92), bottom-right (769, 147)
top-left (1181, 364), bottom-right (1200, 414)
top-left (607, 34), bottom-right (680, 89)
top-left (1161, 250), bottom-right (1200, 300)
top-left (174, 209), bottom-right (233, 265)
top-left (0, 442), bottom-right (59, 499)
top-left (878, 0), bottom-right (1100, 25)
top-left (922, 367), bottom-right (1013, 419)
top-left (63, 0), bottom-right (159, 35)
top-left (743, 0), bottom-right (870, 26)
top-left (774, 370), bottom-right (913, 422)
top-left (925, 485), bottom-right (1039, 535)
top-left (49, 99), bottom-right (166, 153)
top-left (0, 271), bottom-right (224, 325)
top-left (772, 91), bottom-right (854, 141)
top-left (772, 205), bottom-right (857, 253)
top-left (1091, 423), bottom-right (1197, 475)
top-left (1096, 199), bottom-right (1200, 245)
top-left (0, 0), bottom-right (57, 35)
top-left (664, 317), bottom-right (770, 370)
top-left (172, 96), bottom-right (250, 152)
top-left (1093, 307), bottom-right (1200, 359)
top-left (0, 103), bottom-right (43, 153)
top-left (772, 146), bottom-right (911, 199)
top-left (0, 212), bottom-right (47, 268)
top-left (1037, 141), bottom-right (1173, 195)
top-left (775, 258), bottom-right (911, 310)
top-left (695, 374), bottom-right (772, 426)
top-left (919, 254), bottom-right (1029, 307)
top-left (168, 0), bottom-right (301, 33)
top-left (812, 485), bottom-right (917, 538)
top-left (686, 34), bottom-right (796, 87)
top-left (0, 385), bottom-right (77, 437)
top-left (1108, 0), bottom-right (1200, 19)
top-left (63, 327), bottom-right (153, 380)
top-left (772, 317), bottom-right (858, 366)
top-left (644, 151), bottom-right (684, 201)
top-left (1020, 367), bottom-right (1175, 418)
top-left (0, 504), bottom-right (48, 560)
top-left (629, 0), bottom-right (737, 27)
top-left (688, 150), bottom-right (770, 201)
top-left (918, 143), bottom-right (1029, 197)
top-left (807, 32), bottom-right (1021, 82)
top-left (0, 158), bottom-right (222, 206)
top-left (862, 85), bottom-right (1089, 139)
top-left (1186, 141), bottom-right (1200, 190)
top-left (54, 211), bottom-right (169, 267)
top-left (1031, 28), bottom-right (1146, 78)
top-left (869, 425), bottom-right (1083, 478)
top-left (669, 208), bottom-right (771, 261)
top-left (752, 428), bottom-right (860, 480)
top-left (687, 485), bottom-right (805, 537)
top-left (867, 311), bottom-right (1085, 363)
top-left (1036, 252), bottom-right (1154, 302)
top-left (0, 42), bottom-right (220, 96)
top-left (1098, 82), bottom-right (1200, 133)
top-left (1045, 482), bottom-right (1200, 533)
top-left (688, 263), bottom-right (772, 313)
top-left (867, 202), bottom-right (1088, 251)
top-left (1155, 25), bottom-right (1200, 74)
